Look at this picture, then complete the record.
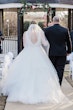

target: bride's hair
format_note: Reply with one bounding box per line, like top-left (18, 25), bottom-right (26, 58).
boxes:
top-left (27, 24), bottom-right (45, 39)
top-left (28, 24), bottom-right (43, 32)
top-left (30, 21), bottom-right (36, 24)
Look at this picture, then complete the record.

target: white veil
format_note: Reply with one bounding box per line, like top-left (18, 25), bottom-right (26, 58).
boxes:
top-left (27, 24), bottom-right (50, 55)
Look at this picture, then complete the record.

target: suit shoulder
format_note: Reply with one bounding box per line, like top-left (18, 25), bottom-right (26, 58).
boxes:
top-left (45, 26), bottom-right (54, 30)
top-left (59, 25), bottom-right (68, 31)
top-left (43, 27), bottom-right (49, 32)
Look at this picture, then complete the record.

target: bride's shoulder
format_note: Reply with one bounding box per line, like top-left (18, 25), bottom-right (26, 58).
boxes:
top-left (23, 31), bottom-right (27, 35)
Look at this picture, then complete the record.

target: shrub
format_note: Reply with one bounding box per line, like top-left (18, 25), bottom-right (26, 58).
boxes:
top-left (38, 22), bottom-right (44, 29)
top-left (23, 21), bottom-right (30, 32)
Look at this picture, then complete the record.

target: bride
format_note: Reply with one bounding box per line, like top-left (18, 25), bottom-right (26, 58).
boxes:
top-left (2, 23), bottom-right (68, 104)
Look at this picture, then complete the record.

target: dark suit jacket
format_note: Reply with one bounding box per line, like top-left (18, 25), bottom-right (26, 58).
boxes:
top-left (44, 24), bottom-right (72, 56)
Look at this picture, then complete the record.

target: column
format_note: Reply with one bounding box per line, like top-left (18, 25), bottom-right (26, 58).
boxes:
top-left (0, 9), bottom-right (3, 33)
top-left (72, 9), bottom-right (73, 30)
top-left (52, 8), bottom-right (56, 19)
top-left (68, 9), bottom-right (71, 31)
top-left (17, 8), bottom-right (23, 54)
top-left (47, 9), bottom-right (49, 27)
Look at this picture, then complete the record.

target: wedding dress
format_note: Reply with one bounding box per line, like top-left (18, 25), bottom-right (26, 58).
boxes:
top-left (2, 24), bottom-right (68, 104)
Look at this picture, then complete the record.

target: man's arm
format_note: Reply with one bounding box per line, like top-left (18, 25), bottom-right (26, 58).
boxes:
top-left (66, 30), bottom-right (72, 54)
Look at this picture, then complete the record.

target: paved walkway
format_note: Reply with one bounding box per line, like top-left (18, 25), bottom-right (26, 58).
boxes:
top-left (4, 78), bottom-right (73, 110)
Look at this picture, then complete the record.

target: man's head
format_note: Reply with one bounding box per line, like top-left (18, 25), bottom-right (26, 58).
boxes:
top-left (53, 16), bottom-right (59, 24)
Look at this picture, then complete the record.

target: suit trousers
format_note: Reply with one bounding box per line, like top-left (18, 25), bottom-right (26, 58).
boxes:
top-left (49, 56), bottom-right (66, 85)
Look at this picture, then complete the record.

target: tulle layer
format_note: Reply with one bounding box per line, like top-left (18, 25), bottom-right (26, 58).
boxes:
top-left (2, 46), bottom-right (68, 104)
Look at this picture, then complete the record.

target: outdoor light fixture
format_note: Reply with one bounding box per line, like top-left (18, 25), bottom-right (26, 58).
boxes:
top-left (6, 19), bottom-right (9, 36)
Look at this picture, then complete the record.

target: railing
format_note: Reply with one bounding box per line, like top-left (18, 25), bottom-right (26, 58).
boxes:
top-left (0, 54), bottom-right (5, 79)
top-left (1, 36), bottom-right (18, 58)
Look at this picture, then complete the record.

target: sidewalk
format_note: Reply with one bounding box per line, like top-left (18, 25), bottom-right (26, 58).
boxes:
top-left (4, 78), bottom-right (73, 110)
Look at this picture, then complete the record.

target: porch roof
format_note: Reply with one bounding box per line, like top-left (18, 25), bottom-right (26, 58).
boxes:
top-left (23, 0), bottom-right (73, 4)
top-left (0, 0), bottom-right (73, 10)
top-left (0, 3), bottom-right (24, 9)
top-left (49, 3), bottom-right (73, 9)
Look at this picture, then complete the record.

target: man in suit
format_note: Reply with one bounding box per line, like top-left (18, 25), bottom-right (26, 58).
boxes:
top-left (44, 16), bottom-right (72, 85)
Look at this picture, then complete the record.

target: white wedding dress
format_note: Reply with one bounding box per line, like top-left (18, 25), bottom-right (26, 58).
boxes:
top-left (2, 24), bottom-right (68, 104)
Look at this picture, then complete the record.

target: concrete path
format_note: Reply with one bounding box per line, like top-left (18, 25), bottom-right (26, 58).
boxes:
top-left (4, 78), bottom-right (73, 110)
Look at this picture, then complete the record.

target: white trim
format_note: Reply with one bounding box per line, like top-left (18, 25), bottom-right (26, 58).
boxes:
top-left (0, 3), bottom-right (24, 9)
top-left (49, 3), bottom-right (73, 9)
top-left (0, 3), bottom-right (73, 10)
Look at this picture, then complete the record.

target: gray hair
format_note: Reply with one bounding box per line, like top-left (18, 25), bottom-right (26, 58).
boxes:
top-left (53, 16), bottom-right (59, 22)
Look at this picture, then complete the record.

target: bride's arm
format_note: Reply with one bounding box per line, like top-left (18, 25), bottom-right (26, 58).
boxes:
top-left (41, 31), bottom-right (50, 55)
top-left (23, 31), bottom-right (26, 47)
